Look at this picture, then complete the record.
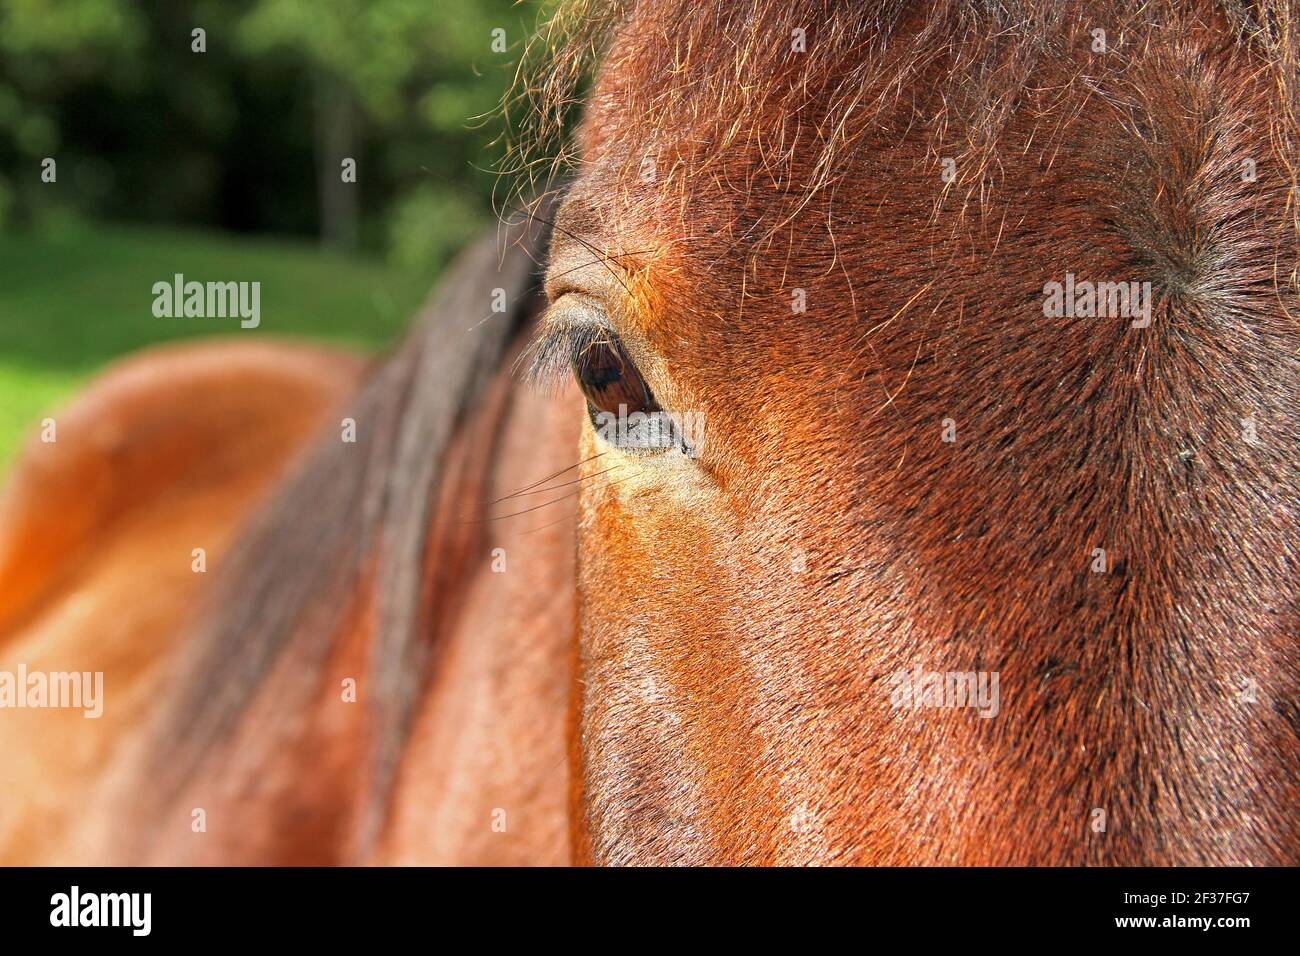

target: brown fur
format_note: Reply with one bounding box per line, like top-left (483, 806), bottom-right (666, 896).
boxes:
top-left (0, 342), bottom-right (364, 862)
top-left (552, 0), bottom-right (1299, 864)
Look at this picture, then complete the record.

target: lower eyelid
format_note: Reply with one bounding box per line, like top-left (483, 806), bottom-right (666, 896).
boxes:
top-left (587, 406), bottom-right (692, 456)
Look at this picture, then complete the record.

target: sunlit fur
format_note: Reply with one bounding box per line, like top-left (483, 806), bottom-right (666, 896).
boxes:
top-left (555, 0), bottom-right (1299, 864)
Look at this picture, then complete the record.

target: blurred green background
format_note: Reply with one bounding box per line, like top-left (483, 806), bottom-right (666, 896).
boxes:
top-left (0, 0), bottom-right (538, 467)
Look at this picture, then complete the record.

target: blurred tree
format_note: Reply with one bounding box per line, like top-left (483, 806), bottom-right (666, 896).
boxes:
top-left (0, 0), bottom-right (535, 276)
top-left (0, 0), bottom-right (145, 227)
top-left (237, 0), bottom-right (527, 256)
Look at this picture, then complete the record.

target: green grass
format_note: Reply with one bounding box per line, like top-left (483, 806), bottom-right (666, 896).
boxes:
top-left (0, 222), bottom-right (431, 468)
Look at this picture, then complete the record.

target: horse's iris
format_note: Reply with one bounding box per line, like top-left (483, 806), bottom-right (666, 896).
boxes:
top-left (573, 338), bottom-right (658, 417)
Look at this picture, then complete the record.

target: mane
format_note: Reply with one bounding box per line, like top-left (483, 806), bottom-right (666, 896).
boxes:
top-left (143, 208), bottom-right (552, 859)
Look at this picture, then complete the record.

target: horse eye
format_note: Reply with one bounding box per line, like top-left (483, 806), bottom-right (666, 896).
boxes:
top-left (567, 331), bottom-right (700, 455)
top-left (573, 337), bottom-right (659, 417)
top-left (571, 337), bottom-right (689, 454)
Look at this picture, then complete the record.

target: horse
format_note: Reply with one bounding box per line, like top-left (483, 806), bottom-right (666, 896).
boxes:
top-left (0, 0), bottom-right (1296, 865)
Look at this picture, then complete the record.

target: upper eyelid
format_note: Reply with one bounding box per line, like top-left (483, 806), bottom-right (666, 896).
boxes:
top-left (543, 250), bottom-right (619, 303)
top-left (543, 231), bottom-right (655, 307)
top-left (525, 264), bottom-right (666, 386)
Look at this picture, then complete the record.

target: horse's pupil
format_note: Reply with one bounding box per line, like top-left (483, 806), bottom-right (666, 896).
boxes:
top-left (574, 340), bottom-right (656, 416)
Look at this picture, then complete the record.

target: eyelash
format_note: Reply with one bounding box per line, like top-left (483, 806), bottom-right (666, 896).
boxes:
top-left (522, 322), bottom-right (607, 393)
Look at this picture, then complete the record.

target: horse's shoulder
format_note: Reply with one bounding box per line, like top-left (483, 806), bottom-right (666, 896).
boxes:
top-left (0, 338), bottom-right (366, 635)
top-left (0, 338), bottom-right (367, 862)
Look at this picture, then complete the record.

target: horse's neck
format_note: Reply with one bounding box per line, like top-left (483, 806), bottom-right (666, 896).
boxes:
top-left (122, 348), bottom-right (583, 866)
top-left (0, 342), bottom-right (365, 864)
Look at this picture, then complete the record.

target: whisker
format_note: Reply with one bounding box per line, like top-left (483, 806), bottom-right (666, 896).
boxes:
top-left (485, 452), bottom-right (606, 505)
top-left (477, 245), bottom-right (657, 336)
top-left (543, 247), bottom-right (662, 284)
top-left (482, 487), bottom-right (582, 522)
top-left (480, 467), bottom-right (641, 524)
top-left (516, 511), bottom-right (578, 537)
top-left (500, 202), bottom-right (641, 300)
top-left (513, 465), bottom-right (647, 537)
top-left (488, 463), bottom-right (626, 505)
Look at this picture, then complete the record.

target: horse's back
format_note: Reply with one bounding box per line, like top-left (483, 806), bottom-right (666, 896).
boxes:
top-left (0, 339), bottom-right (363, 863)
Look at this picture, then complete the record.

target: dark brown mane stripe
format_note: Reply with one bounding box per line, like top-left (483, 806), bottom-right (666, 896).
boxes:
top-left (144, 207), bottom-right (553, 859)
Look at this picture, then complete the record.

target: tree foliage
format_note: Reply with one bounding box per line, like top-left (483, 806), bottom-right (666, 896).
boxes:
top-left (0, 0), bottom-right (533, 273)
